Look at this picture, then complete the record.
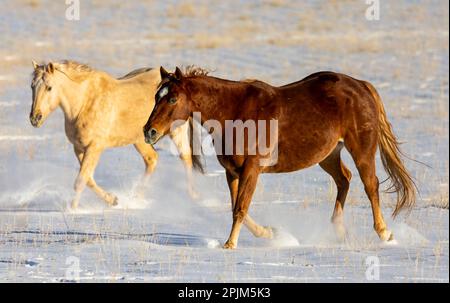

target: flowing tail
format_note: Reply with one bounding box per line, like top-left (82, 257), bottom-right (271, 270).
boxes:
top-left (364, 81), bottom-right (417, 217)
top-left (188, 117), bottom-right (205, 174)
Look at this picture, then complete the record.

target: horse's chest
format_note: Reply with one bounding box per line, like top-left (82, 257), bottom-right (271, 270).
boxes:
top-left (64, 121), bottom-right (95, 148)
top-left (216, 155), bottom-right (245, 175)
top-left (64, 122), bottom-right (77, 143)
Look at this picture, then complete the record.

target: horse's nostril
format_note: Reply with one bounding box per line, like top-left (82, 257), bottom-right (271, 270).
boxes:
top-left (30, 113), bottom-right (43, 127)
top-left (150, 128), bottom-right (157, 137)
top-left (144, 128), bottom-right (159, 144)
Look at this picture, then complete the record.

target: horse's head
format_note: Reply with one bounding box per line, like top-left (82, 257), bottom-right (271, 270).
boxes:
top-left (29, 60), bottom-right (61, 128)
top-left (144, 66), bottom-right (191, 145)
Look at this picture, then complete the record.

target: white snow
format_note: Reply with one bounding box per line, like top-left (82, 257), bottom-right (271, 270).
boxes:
top-left (0, 0), bottom-right (447, 283)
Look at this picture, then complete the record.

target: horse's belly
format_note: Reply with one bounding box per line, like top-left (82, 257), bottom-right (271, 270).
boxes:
top-left (262, 135), bottom-right (339, 173)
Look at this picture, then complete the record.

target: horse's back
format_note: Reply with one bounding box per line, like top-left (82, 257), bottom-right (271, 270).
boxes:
top-left (93, 67), bottom-right (161, 146)
top-left (279, 71), bottom-right (374, 110)
top-left (118, 67), bottom-right (154, 80)
top-left (265, 71), bottom-right (379, 172)
top-left (279, 71), bottom-right (361, 90)
top-left (117, 67), bottom-right (161, 86)
top-left (114, 67), bottom-right (161, 113)
top-left (296, 71), bottom-right (378, 114)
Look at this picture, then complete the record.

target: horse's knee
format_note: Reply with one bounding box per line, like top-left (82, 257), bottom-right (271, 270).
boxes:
top-left (356, 162), bottom-right (378, 186)
top-left (180, 153), bottom-right (193, 167)
top-left (146, 157), bottom-right (157, 166)
top-left (73, 177), bottom-right (85, 192)
top-left (337, 176), bottom-right (350, 192)
top-left (146, 152), bottom-right (158, 163)
top-left (233, 210), bottom-right (246, 223)
top-left (86, 178), bottom-right (96, 188)
top-left (144, 154), bottom-right (158, 171)
top-left (343, 166), bottom-right (352, 182)
top-left (362, 173), bottom-right (379, 190)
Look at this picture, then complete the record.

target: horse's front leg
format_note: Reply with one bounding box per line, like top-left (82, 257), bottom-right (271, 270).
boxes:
top-left (72, 146), bottom-right (117, 209)
top-left (224, 159), bottom-right (260, 249)
top-left (226, 171), bottom-right (273, 240)
top-left (169, 121), bottom-right (199, 199)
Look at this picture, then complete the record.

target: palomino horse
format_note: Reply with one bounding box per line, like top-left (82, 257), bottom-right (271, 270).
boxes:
top-left (30, 61), bottom-right (202, 209)
top-left (144, 66), bottom-right (416, 249)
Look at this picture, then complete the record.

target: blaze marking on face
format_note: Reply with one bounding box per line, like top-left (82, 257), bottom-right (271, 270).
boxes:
top-left (156, 85), bottom-right (169, 102)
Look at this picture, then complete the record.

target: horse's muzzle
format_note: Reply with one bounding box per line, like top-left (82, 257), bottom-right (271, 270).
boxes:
top-left (144, 128), bottom-right (160, 145)
top-left (30, 113), bottom-right (43, 128)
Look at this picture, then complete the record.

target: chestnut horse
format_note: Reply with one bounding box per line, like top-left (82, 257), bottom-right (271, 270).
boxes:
top-left (144, 66), bottom-right (416, 249)
top-left (30, 61), bottom-right (202, 209)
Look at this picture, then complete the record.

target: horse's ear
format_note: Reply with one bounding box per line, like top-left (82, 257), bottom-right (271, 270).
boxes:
top-left (174, 66), bottom-right (183, 80)
top-left (32, 60), bottom-right (39, 70)
top-left (160, 66), bottom-right (170, 79)
top-left (46, 62), bottom-right (55, 74)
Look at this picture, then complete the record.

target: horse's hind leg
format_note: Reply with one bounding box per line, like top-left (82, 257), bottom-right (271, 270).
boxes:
top-left (319, 141), bottom-right (352, 240)
top-left (72, 146), bottom-right (118, 208)
top-left (344, 133), bottom-right (393, 241)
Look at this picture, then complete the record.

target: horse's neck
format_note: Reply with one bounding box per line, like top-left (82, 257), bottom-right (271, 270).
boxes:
top-left (58, 78), bottom-right (88, 123)
top-left (58, 70), bottom-right (116, 123)
top-left (190, 77), bottom-right (243, 124)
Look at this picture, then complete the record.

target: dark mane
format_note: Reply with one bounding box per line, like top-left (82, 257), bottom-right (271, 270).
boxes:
top-left (31, 66), bottom-right (45, 84)
top-left (118, 67), bottom-right (153, 80)
top-left (183, 65), bottom-right (210, 77)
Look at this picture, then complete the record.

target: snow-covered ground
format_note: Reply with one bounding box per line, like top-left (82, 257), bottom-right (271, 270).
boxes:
top-left (0, 0), bottom-right (448, 282)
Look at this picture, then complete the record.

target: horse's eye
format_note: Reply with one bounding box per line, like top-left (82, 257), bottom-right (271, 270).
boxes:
top-left (46, 86), bottom-right (52, 91)
top-left (168, 97), bottom-right (177, 104)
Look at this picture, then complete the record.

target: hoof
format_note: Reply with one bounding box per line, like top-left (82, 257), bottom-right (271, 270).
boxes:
top-left (70, 200), bottom-right (79, 210)
top-left (223, 241), bottom-right (236, 249)
top-left (333, 223), bottom-right (347, 242)
top-left (105, 193), bottom-right (118, 207)
top-left (267, 226), bottom-right (277, 239)
top-left (254, 226), bottom-right (275, 239)
top-left (132, 189), bottom-right (145, 201)
top-left (189, 190), bottom-right (200, 200)
top-left (387, 232), bottom-right (394, 242)
top-left (111, 197), bottom-right (119, 206)
top-left (379, 229), bottom-right (394, 242)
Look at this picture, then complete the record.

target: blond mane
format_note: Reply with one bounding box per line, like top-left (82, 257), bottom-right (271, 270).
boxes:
top-left (32, 60), bottom-right (97, 83)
